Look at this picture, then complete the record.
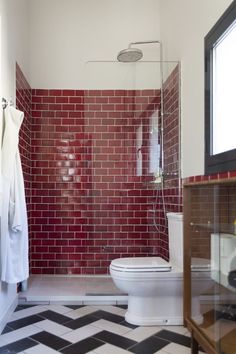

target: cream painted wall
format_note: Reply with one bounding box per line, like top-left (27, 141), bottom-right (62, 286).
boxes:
top-left (29, 0), bottom-right (234, 176)
top-left (29, 0), bottom-right (161, 89)
top-left (1, 0), bottom-right (30, 101)
top-left (159, 0), bottom-right (233, 178)
top-left (0, 0), bottom-right (29, 332)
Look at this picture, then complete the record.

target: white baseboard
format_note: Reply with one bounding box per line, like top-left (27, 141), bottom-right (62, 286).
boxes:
top-left (0, 295), bottom-right (18, 334)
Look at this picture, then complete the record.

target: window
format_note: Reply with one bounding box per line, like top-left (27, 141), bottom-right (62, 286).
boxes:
top-left (205, 0), bottom-right (236, 174)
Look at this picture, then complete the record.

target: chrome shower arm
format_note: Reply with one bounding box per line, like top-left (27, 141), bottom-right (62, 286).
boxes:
top-left (128, 40), bottom-right (161, 48)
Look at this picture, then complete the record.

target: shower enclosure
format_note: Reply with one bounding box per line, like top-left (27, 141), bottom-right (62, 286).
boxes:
top-left (17, 57), bottom-right (181, 278)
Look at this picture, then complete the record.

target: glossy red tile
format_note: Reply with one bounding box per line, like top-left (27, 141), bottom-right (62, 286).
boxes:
top-left (17, 62), bottom-right (186, 274)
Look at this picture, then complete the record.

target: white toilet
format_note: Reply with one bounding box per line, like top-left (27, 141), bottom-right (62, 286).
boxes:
top-left (110, 212), bottom-right (184, 326)
top-left (211, 232), bottom-right (236, 289)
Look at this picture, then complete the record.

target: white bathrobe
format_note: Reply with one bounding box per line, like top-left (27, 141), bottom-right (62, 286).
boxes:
top-left (0, 105), bottom-right (29, 283)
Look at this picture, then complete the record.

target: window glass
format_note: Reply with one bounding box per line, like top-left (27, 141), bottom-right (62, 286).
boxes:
top-left (213, 22), bottom-right (236, 155)
top-left (205, 0), bottom-right (236, 174)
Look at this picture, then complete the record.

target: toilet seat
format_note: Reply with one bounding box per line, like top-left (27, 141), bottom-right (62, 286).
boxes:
top-left (110, 257), bottom-right (172, 272)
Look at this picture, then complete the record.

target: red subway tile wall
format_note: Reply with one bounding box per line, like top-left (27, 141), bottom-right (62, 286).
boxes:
top-left (185, 184), bottom-right (236, 260)
top-left (16, 63), bottom-right (32, 268)
top-left (183, 170), bottom-right (236, 184)
top-left (30, 88), bottom-right (164, 274)
top-left (16, 62), bottom-right (182, 275)
top-left (147, 64), bottom-right (182, 260)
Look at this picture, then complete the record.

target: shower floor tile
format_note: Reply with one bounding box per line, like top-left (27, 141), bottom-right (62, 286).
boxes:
top-left (19, 275), bottom-right (126, 303)
top-left (1, 304), bottom-right (196, 354)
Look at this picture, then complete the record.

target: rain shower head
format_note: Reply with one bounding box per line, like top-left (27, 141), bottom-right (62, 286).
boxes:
top-left (117, 40), bottom-right (161, 63)
top-left (117, 47), bottom-right (143, 62)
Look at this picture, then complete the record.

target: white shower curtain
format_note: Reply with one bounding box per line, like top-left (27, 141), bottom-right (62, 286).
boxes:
top-left (0, 105), bottom-right (29, 284)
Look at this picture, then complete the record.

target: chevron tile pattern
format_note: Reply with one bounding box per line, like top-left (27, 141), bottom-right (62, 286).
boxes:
top-left (0, 304), bottom-right (198, 354)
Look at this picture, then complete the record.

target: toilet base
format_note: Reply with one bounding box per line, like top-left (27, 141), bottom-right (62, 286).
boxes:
top-left (125, 295), bottom-right (183, 326)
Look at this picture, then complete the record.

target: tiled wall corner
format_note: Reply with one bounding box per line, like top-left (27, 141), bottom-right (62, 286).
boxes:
top-left (16, 63), bottom-right (32, 268)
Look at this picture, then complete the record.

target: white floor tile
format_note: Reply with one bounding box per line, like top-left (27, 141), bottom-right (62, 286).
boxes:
top-left (124, 326), bottom-right (161, 342)
top-left (34, 319), bottom-right (71, 336)
top-left (62, 324), bottom-right (101, 343)
top-left (93, 343), bottom-right (131, 354)
top-left (0, 325), bottom-right (41, 345)
top-left (65, 305), bottom-right (98, 319)
top-left (160, 325), bottom-right (190, 336)
top-left (24, 344), bottom-right (60, 354)
top-left (10, 305), bottom-right (48, 321)
top-left (160, 342), bottom-right (191, 354)
top-left (93, 305), bottom-right (126, 316)
top-left (44, 304), bottom-right (73, 315)
top-left (92, 319), bottom-right (131, 335)
top-left (0, 338), bottom-right (8, 347)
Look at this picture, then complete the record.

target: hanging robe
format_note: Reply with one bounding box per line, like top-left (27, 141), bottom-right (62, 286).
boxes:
top-left (0, 105), bottom-right (29, 283)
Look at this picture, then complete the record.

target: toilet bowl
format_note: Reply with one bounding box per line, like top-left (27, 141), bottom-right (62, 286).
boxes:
top-left (110, 212), bottom-right (213, 326)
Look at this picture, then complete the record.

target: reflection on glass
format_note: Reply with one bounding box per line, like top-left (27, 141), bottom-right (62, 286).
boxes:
top-left (149, 111), bottom-right (160, 176)
top-left (189, 185), bottom-right (236, 353)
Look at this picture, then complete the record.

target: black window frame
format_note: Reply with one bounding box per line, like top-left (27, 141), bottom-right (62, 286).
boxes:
top-left (205, 0), bottom-right (236, 174)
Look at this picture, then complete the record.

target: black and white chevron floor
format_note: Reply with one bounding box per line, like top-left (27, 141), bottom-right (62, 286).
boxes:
top-left (0, 304), bottom-right (201, 354)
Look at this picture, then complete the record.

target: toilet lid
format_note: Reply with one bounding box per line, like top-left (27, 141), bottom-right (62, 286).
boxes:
top-left (110, 257), bottom-right (172, 272)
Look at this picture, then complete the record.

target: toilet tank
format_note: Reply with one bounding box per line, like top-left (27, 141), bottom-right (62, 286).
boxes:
top-left (167, 212), bottom-right (183, 269)
top-left (211, 233), bottom-right (236, 283)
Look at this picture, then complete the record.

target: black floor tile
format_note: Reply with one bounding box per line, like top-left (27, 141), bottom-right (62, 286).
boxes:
top-left (155, 329), bottom-right (191, 348)
top-left (7, 315), bottom-right (44, 330)
top-left (93, 330), bottom-right (137, 349)
top-left (38, 310), bottom-right (72, 324)
top-left (64, 305), bottom-right (85, 310)
top-left (116, 304), bottom-right (128, 309)
top-left (222, 304), bottom-right (236, 308)
top-left (30, 331), bottom-right (71, 350)
top-left (1, 325), bottom-right (14, 334)
top-left (63, 314), bottom-right (98, 329)
top-left (92, 310), bottom-right (124, 323)
top-left (215, 309), bottom-right (236, 321)
top-left (60, 337), bottom-right (104, 354)
top-left (14, 305), bottom-right (37, 312)
top-left (0, 338), bottom-right (37, 354)
top-left (120, 320), bottom-right (138, 329)
top-left (129, 335), bottom-right (170, 354)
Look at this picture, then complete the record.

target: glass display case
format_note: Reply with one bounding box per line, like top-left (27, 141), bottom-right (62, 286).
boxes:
top-left (184, 180), bottom-right (236, 354)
